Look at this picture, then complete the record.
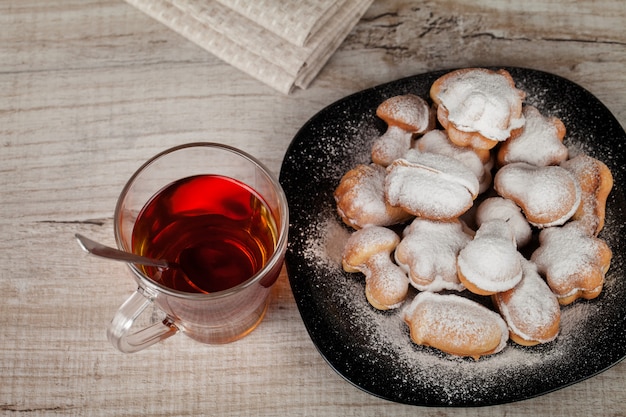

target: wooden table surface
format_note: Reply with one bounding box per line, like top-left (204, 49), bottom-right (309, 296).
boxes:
top-left (1, 1), bottom-right (625, 415)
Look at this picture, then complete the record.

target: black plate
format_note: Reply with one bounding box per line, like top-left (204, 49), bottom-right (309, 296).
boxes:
top-left (279, 68), bottom-right (626, 406)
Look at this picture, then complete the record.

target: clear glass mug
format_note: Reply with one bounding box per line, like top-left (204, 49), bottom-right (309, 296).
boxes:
top-left (108, 143), bottom-right (289, 353)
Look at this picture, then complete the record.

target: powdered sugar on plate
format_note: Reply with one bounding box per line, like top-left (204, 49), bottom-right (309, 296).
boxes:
top-left (295, 193), bottom-right (617, 405)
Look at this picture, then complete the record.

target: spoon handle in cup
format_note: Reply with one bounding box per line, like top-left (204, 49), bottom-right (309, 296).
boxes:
top-left (75, 233), bottom-right (170, 269)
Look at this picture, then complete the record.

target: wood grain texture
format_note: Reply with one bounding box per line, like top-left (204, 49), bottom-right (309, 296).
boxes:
top-left (1, 0), bottom-right (625, 416)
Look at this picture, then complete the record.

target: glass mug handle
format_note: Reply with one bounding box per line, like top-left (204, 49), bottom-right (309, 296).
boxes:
top-left (107, 286), bottom-right (178, 353)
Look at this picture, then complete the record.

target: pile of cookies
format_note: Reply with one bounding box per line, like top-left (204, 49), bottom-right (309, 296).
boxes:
top-left (334, 68), bottom-right (613, 360)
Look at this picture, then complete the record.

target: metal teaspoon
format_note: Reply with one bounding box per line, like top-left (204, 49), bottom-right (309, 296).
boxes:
top-left (74, 233), bottom-right (213, 293)
top-left (74, 233), bottom-right (171, 269)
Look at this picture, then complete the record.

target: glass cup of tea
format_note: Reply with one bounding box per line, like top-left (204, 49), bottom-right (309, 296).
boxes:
top-left (108, 143), bottom-right (289, 353)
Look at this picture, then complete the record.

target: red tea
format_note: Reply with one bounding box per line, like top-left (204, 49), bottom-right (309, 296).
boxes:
top-left (132, 174), bottom-right (278, 293)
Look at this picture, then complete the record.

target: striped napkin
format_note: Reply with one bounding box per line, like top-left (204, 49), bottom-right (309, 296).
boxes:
top-left (124, 0), bottom-right (374, 94)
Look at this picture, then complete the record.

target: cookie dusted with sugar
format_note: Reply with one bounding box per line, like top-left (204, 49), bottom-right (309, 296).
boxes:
top-left (493, 257), bottom-right (561, 346)
top-left (561, 154), bottom-right (613, 236)
top-left (531, 221), bottom-right (612, 305)
top-left (342, 226), bottom-right (409, 310)
top-left (475, 197), bottom-right (532, 248)
top-left (395, 218), bottom-right (472, 292)
top-left (457, 219), bottom-right (523, 296)
top-left (494, 162), bottom-right (582, 228)
top-left (430, 68), bottom-right (526, 150)
top-left (415, 129), bottom-right (493, 193)
top-left (403, 291), bottom-right (509, 360)
top-left (371, 94), bottom-right (434, 166)
top-left (384, 149), bottom-right (479, 220)
top-left (497, 105), bottom-right (568, 167)
top-left (334, 163), bottom-right (413, 230)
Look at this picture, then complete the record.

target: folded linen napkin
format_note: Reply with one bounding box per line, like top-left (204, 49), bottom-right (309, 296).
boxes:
top-left (214, 0), bottom-right (346, 47)
top-left (124, 0), bottom-right (374, 94)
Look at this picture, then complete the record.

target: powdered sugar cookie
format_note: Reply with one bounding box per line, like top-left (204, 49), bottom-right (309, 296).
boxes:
top-left (494, 162), bottom-right (582, 228)
top-left (395, 218), bottom-right (472, 292)
top-left (385, 150), bottom-right (479, 220)
top-left (342, 226), bottom-right (409, 310)
top-left (561, 154), bottom-right (613, 236)
top-left (531, 221), bottom-right (612, 305)
top-left (497, 105), bottom-right (568, 167)
top-left (371, 94), bottom-right (434, 166)
top-left (334, 163), bottom-right (413, 229)
top-left (415, 129), bottom-right (493, 193)
top-left (475, 197), bottom-right (532, 248)
top-left (403, 291), bottom-right (509, 360)
top-left (430, 68), bottom-right (526, 150)
top-left (493, 257), bottom-right (561, 346)
top-left (457, 219), bottom-right (523, 295)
